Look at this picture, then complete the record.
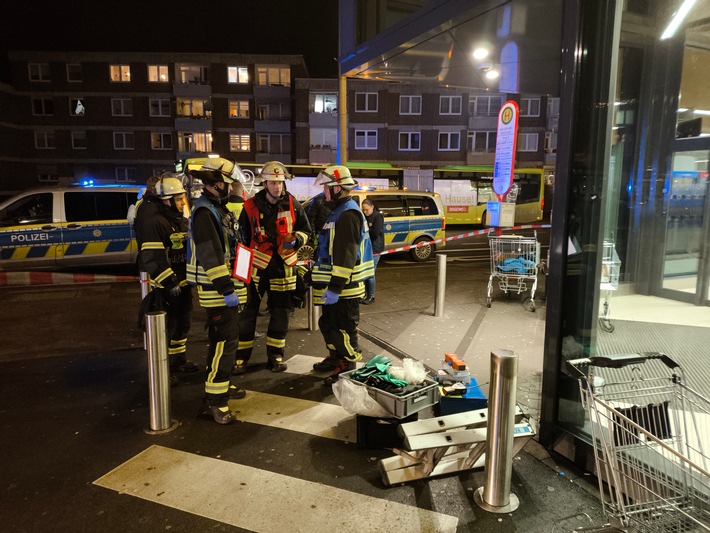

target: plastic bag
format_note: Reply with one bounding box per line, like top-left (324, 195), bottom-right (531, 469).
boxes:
top-left (403, 358), bottom-right (427, 384)
top-left (332, 378), bottom-right (390, 417)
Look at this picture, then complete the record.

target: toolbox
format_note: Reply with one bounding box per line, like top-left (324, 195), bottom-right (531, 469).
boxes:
top-left (436, 376), bottom-right (488, 416)
top-left (340, 370), bottom-right (440, 419)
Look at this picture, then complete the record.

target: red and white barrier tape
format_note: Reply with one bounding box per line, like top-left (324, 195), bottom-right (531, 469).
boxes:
top-left (0, 271), bottom-right (138, 286)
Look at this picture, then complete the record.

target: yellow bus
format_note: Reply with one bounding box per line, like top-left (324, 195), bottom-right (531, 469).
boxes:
top-left (433, 166), bottom-right (546, 225)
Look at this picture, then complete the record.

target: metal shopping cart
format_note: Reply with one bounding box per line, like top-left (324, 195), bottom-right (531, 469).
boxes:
top-left (565, 352), bottom-right (710, 532)
top-left (487, 232), bottom-right (541, 312)
top-left (599, 240), bottom-right (621, 332)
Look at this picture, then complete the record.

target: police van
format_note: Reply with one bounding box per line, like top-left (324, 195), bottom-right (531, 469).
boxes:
top-left (0, 184), bottom-right (141, 270)
top-left (304, 188), bottom-right (446, 262)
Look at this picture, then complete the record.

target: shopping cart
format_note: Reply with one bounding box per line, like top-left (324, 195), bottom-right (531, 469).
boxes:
top-left (487, 233), bottom-right (540, 312)
top-left (599, 240), bottom-right (621, 333)
top-left (566, 352), bottom-right (710, 532)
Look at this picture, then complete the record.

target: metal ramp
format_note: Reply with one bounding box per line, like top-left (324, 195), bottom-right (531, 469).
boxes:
top-left (379, 407), bottom-right (536, 486)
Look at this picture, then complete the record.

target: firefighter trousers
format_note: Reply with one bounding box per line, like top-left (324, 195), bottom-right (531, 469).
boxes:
top-left (237, 280), bottom-right (291, 363)
top-left (165, 286), bottom-right (193, 367)
top-left (318, 298), bottom-right (362, 362)
top-left (204, 305), bottom-right (240, 407)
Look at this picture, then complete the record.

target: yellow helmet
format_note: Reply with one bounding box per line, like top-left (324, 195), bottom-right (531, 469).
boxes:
top-left (258, 161), bottom-right (292, 182)
top-left (314, 165), bottom-right (358, 190)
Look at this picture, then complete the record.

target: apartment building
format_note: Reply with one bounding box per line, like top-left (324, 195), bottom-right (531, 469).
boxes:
top-left (0, 51), bottom-right (308, 193)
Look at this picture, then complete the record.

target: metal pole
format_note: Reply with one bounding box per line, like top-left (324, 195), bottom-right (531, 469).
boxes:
top-left (307, 286), bottom-right (321, 331)
top-left (139, 271), bottom-right (150, 349)
top-left (474, 348), bottom-right (520, 513)
top-left (144, 311), bottom-right (178, 434)
top-left (434, 254), bottom-right (447, 317)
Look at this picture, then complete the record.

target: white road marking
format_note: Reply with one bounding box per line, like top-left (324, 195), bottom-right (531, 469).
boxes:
top-left (95, 445), bottom-right (459, 533)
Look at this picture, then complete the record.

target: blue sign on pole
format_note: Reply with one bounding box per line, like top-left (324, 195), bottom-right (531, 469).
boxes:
top-left (493, 100), bottom-right (519, 200)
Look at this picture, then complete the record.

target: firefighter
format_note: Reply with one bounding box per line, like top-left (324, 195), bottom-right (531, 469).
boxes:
top-left (310, 165), bottom-right (374, 384)
top-left (186, 158), bottom-right (249, 425)
top-left (234, 161), bottom-right (311, 375)
top-left (134, 175), bottom-right (197, 381)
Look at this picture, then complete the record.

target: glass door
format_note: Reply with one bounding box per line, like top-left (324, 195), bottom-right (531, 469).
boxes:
top-left (662, 141), bottom-right (710, 305)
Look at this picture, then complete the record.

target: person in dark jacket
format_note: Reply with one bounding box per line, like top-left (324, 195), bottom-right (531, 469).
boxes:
top-left (186, 158), bottom-right (249, 425)
top-left (134, 175), bottom-right (197, 381)
top-left (235, 161), bottom-right (311, 375)
top-left (360, 198), bottom-right (384, 305)
top-left (310, 166), bottom-right (374, 384)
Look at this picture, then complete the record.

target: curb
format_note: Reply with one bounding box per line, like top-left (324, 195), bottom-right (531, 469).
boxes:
top-left (0, 271), bottom-right (138, 287)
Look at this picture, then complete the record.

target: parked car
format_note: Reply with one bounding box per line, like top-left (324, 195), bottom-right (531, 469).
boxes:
top-left (303, 188), bottom-right (446, 261)
top-left (0, 184), bottom-right (141, 270)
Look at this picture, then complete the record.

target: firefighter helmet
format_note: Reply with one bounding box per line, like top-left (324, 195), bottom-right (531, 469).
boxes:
top-left (258, 161), bottom-right (292, 182)
top-left (314, 165), bottom-right (358, 190)
top-left (190, 157), bottom-right (247, 185)
top-left (155, 176), bottom-right (186, 199)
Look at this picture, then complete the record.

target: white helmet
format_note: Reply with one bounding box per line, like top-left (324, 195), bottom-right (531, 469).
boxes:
top-left (258, 161), bottom-right (292, 182)
top-left (314, 165), bottom-right (358, 190)
top-left (197, 157), bottom-right (249, 184)
top-left (155, 177), bottom-right (186, 199)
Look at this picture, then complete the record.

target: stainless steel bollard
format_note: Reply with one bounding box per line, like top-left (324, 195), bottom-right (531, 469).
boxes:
top-left (434, 254), bottom-right (447, 317)
top-left (474, 348), bottom-right (520, 512)
top-left (144, 311), bottom-right (179, 434)
top-left (307, 287), bottom-right (321, 331)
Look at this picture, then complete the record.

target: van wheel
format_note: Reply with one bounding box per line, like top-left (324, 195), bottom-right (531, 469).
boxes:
top-left (481, 210), bottom-right (488, 227)
top-left (410, 237), bottom-right (434, 262)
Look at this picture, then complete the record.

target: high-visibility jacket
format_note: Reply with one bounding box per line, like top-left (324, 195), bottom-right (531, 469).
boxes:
top-left (186, 195), bottom-right (247, 308)
top-left (311, 197), bottom-right (374, 299)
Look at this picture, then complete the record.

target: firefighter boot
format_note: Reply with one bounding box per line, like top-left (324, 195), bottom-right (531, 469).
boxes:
top-left (232, 359), bottom-right (248, 375)
top-left (228, 384), bottom-right (246, 400)
top-left (199, 403), bottom-right (237, 425)
top-left (324, 359), bottom-right (356, 385)
top-left (313, 351), bottom-right (339, 372)
top-left (267, 356), bottom-right (288, 372)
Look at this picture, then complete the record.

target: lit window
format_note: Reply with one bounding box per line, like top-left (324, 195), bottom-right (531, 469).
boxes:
top-left (355, 93), bottom-right (378, 112)
top-left (113, 132), bottom-right (135, 150)
top-left (28, 63), bottom-right (50, 82)
top-left (355, 130), bottom-right (377, 150)
top-left (148, 65), bottom-right (169, 82)
top-left (177, 132), bottom-right (213, 153)
top-left (312, 93), bottom-right (337, 113)
top-left (178, 65), bottom-right (209, 83)
top-left (230, 134), bottom-right (251, 152)
top-left (110, 65), bottom-right (131, 82)
top-left (256, 66), bottom-right (290, 87)
top-left (227, 66), bottom-right (249, 84)
top-left (400, 96), bottom-right (422, 115)
top-left (438, 132), bottom-right (461, 151)
top-left (229, 100), bottom-right (250, 118)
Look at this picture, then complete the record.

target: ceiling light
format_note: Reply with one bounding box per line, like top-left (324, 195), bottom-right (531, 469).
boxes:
top-left (473, 48), bottom-right (489, 60)
top-left (660, 0), bottom-right (697, 40)
top-left (485, 70), bottom-right (500, 80)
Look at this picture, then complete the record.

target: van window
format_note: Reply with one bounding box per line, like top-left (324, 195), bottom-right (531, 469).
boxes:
top-left (64, 191), bottom-right (132, 222)
top-left (367, 195), bottom-right (406, 217)
top-left (0, 193), bottom-right (53, 226)
top-left (405, 196), bottom-right (438, 216)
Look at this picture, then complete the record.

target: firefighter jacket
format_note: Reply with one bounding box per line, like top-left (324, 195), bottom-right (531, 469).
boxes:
top-left (311, 196), bottom-right (374, 299)
top-left (186, 194), bottom-right (247, 308)
top-left (134, 193), bottom-right (187, 290)
top-left (239, 189), bottom-right (311, 291)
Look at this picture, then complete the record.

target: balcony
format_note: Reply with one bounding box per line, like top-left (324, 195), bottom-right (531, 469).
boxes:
top-left (173, 83), bottom-right (212, 98)
top-left (309, 146), bottom-right (337, 165)
top-left (466, 152), bottom-right (495, 165)
top-left (175, 117), bottom-right (212, 132)
top-left (254, 119), bottom-right (291, 133)
top-left (253, 84), bottom-right (290, 99)
top-left (468, 115), bottom-right (498, 130)
top-left (309, 111), bottom-right (338, 128)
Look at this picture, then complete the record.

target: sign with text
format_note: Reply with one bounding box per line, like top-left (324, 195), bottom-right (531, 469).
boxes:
top-left (493, 100), bottom-right (519, 199)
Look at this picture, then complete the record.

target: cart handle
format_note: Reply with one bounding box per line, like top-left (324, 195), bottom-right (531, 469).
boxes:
top-left (565, 352), bottom-right (680, 379)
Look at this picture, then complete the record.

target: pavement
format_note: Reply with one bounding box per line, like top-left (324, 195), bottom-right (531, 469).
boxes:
top-left (0, 257), bottom-right (608, 533)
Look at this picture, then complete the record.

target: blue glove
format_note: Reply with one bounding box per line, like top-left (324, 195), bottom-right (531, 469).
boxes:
top-left (322, 289), bottom-right (339, 305)
top-left (281, 239), bottom-right (297, 249)
top-left (224, 292), bottom-right (240, 307)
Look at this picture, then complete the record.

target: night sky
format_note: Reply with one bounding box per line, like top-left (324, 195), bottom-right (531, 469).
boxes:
top-left (0, 0), bottom-right (340, 78)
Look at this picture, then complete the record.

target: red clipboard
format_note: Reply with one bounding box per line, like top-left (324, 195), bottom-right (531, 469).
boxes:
top-left (232, 243), bottom-right (253, 283)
